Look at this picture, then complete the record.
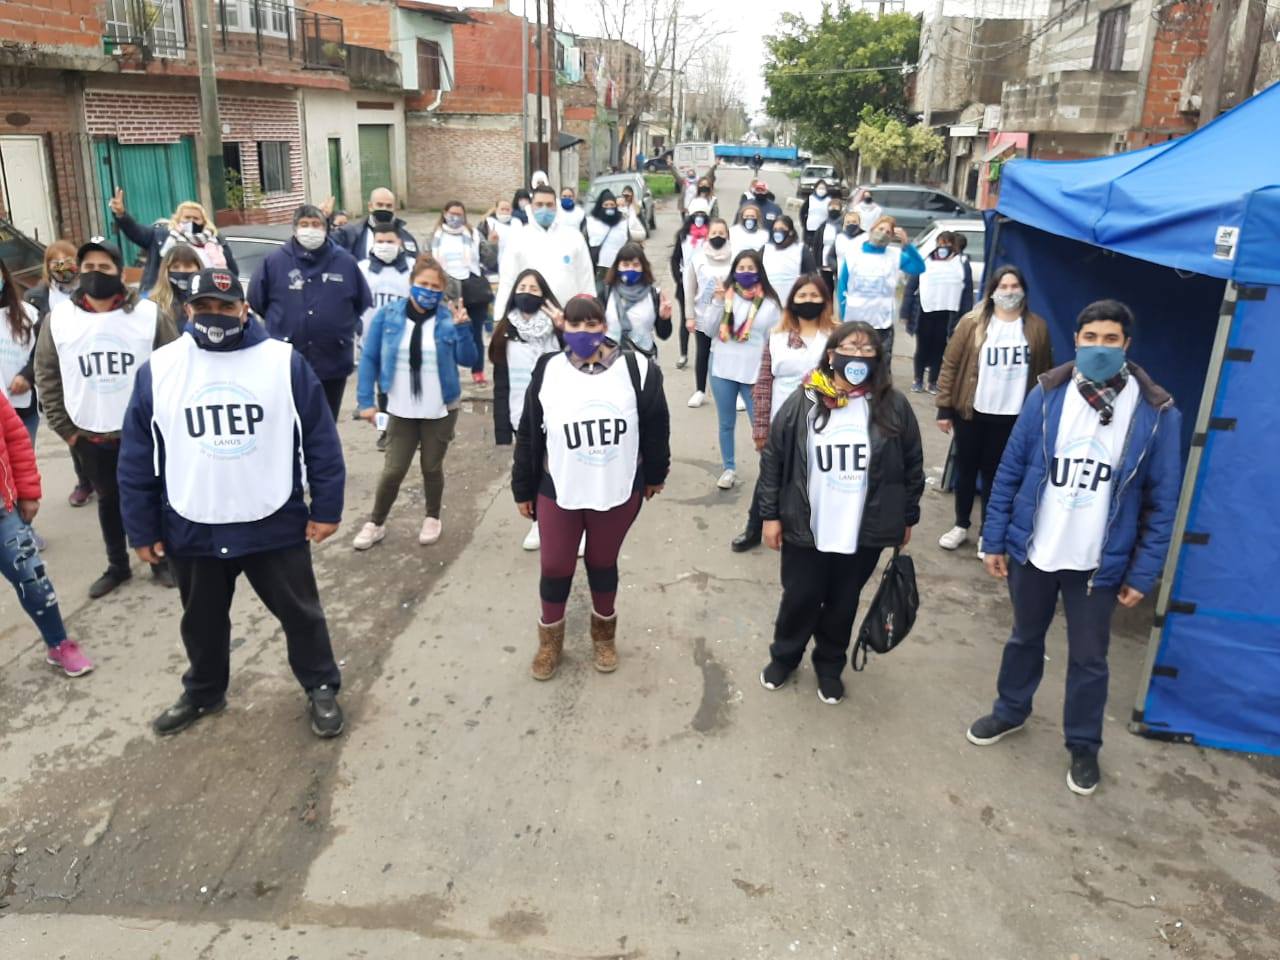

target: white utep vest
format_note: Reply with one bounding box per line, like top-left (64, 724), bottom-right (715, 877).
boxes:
top-left (805, 194), bottom-right (831, 232)
top-left (586, 217), bottom-right (630, 269)
top-left (844, 246), bottom-right (900, 329)
top-left (691, 253), bottom-right (733, 338)
top-left (764, 243), bottom-right (804, 304)
top-left (541, 352), bottom-right (644, 511)
top-left (150, 335), bottom-right (301, 524)
top-left (0, 304), bottom-right (37, 409)
top-left (768, 330), bottom-right (827, 423)
top-left (834, 231), bottom-right (859, 277)
top-left (358, 260), bottom-right (411, 336)
top-left (50, 298), bottom-right (158, 432)
top-left (918, 255), bottom-right (966, 314)
top-left (506, 329), bottom-right (559, 430)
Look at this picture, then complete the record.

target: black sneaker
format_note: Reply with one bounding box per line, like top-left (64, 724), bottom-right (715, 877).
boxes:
top-left (152, 693), bottom-right (226, 736)
top-left (151, 560), bottom-right (177, 589)
top-left (1067, 751), bottom-right (1101, 796)
top-left (731, 526), bottom-right (762, 552)
top-left (89, 566), bottom-right (132, 599)
top-left (376, 431), bottom-right (388, 452)
top-left (308, 685), bottom-right (344, 738)
top-left (759, 661), bottom-right (794, 691)
top-left (817, 674), bottom-right (845, 705)
top-left (965, 713), bottom-right (1025, 745)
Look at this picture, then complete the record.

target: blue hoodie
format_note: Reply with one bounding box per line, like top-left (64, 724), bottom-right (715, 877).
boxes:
top-left (982, 361), bottom-right (1182, 594)
top-left (118, 321), bottom-right (346, 559)
top-left (248, 237), bottom-right (372, 381)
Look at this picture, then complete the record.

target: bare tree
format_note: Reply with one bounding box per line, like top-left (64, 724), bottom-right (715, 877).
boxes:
top-left (685, 43), bottom-right (749, 142)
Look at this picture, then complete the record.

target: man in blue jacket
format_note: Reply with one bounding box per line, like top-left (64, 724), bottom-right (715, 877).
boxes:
top-left (965, 300), bottom-right (1182, 796)
top-left (248, 204), bottom-right (372, 421)
top-left (119, 267), bottom-right (349, 739)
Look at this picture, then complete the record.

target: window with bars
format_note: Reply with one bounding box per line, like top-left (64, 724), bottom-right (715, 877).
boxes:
top-left (417, 39), bottom-right (442, 93)
top-left (218, 0), bottom-right (294, 38)
top-left (1092, 5), bottom-right (1130, 71)
top-left (103, 0), bottom-right (185, 57)
top-left (257, 141), bottom-right (292, 194)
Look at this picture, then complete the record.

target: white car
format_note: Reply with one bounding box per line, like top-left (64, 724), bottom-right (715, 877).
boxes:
top-left (914, 218), bottom-right (986, 301)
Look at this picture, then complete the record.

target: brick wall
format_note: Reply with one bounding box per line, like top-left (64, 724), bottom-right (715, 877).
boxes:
top-left (438, 9), bottom-right (550, 115)
top-left (0, 69), bottom-right (92, 242)
top-left (83, 89), bottom-right (305, 221)
top-left (0, 0), bottom-right (104, 50)
top-left (406, 113), bottom-right (523, 212)
top-left (305, 0), bottom-right (392, 49)
top-left (1130, 0), bottom-right (1211, 148)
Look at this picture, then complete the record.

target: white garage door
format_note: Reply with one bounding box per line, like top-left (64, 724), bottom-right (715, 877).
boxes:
top-left (0, 136), bottom-right (57, 243)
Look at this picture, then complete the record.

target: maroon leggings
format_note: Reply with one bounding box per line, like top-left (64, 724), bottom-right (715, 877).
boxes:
top-left (536, 490), bottom-right (643, 623)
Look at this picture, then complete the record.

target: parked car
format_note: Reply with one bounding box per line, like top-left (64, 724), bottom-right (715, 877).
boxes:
top-left (219, 223), bottom-right (293, 289)
top-left (914, 218), bottom-right (987, 302)
top-left (797, 164), bottom-right (843, 198)
top-left (0, 217), bottom-right (47, 294)
top-left (584, 173), bottom-right (656, 231)
top-left (853, 183), bottom-right (976, 238)
top-left (643, 149), bottom-right (674, 172)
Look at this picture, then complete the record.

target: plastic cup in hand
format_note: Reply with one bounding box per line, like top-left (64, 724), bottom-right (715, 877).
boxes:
top-left (374, 412), bottom-right (389, 432)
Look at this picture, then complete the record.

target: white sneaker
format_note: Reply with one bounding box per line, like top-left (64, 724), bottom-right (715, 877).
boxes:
top-left (736, 394), bottom-right (747, 412)
top-left (717, 469), bottom-right (737, 490)
top-left (522, 522), bottom-right (541, 551)
top-left (353, 521), bottom-right (385, 550)
top-left (419, 517), bottom-right (443, 545)
top-left (976, 537), bottom-right (986, 561)
top-left (938, 525), bottom-right (969, 550)
top-left (577, 533), bottom-right (586, 558)
top-left (687, 390), bottom-right (706, 408)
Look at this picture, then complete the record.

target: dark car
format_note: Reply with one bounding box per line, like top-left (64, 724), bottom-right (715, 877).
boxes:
top-left (853, 183), bottom-right (977, 239)
top-left (643, 149), bottom-right (674, 172)
top-left (218, 223), bottom-right (294, 289)
top-left (0, 217), bottom-right (47, 294)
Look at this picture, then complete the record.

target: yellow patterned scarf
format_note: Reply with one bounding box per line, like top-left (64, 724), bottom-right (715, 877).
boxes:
top-left (805, 368), bottom-right (869, 409)
top-left (719, 284), bottom-right (764, 343)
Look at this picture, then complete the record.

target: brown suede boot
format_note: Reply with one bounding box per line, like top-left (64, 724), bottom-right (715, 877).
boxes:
top-left (590, 610), bottom-right (618, 673)
top-left (531, 619), bottom-right (565, 681)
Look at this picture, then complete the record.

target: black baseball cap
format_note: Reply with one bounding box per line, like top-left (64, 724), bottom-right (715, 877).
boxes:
top-left (77, 236), bottom-right (123, 268)
top-left (188, 267), bottom-right (245, 303)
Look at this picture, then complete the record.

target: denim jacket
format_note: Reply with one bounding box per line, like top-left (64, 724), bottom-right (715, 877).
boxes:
top-left (356, 299), bottom-right (478, 411)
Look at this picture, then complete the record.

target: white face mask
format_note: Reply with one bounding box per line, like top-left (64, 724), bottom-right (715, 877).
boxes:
top-left (295, 227), bottom-right (326, 251)
top-left (496, 213), bottom-right (512, 224)
top-left (372, 241), bottom-right (400, 264)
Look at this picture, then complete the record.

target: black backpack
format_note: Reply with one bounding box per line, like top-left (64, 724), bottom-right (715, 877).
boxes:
top-left (852, 549), bottom-right (919, 671)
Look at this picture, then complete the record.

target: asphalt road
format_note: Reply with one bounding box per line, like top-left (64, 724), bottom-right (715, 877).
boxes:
top-left (1, 164), bottom-right (1278, 959)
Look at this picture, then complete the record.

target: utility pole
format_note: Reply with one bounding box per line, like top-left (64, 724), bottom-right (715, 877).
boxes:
top-left (547, 0), bottom-right (559, 188)
top-left (1199, 0), bottom-right (1240, 127)
top-left (194, 0), bottom-right (226, 209)
top-left (521, 0), bottom-right (530, 185)
top-left (534, 0), bottom-right (544, 173)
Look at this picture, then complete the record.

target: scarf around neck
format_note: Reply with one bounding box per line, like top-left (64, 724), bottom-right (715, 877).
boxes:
top-left (805, 368), bottom-right (870, 409)
top-left (610, 282), bottom-right (652, 341)
top-left (406, 303), bottom-right (436, 400)
top-left (720, 284), bottom-right (764, 343)
top-left (1073, 364), bottom-right (1131, 426)
top-left (688, 223), bottom-right (709, 246)
top-left (509, 307), bottom-right (553, 342)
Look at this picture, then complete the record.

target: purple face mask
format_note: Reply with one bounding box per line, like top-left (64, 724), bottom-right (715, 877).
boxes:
top-left (564, 329), bottom-right (606, 359)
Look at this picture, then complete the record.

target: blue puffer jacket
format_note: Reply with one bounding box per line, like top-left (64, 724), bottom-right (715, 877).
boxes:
top-left (355, 299), bottom-right (478, 411)
top-left (982, 361), bottom-right (1182, 594)
top-left (247, 237), bottom-right (371, 380)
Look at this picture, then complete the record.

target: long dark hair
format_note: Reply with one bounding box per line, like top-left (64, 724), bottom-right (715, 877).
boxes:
top-left (979, 264), bottom-right (1029, 324)
top-left (604, 242), bottom-right (653, 287)
top-left (813, 321), bottom-right (897, 435)
top-left (778, 272), bottom-right (835, 336)
top-left (771, 214), bottom-right (798, 247)
top-left (727, 249), bottom-right (780, 305)
top-left (0, 258), bottom-right (29, 343)
top-left (489, 268), bottom-right (563, 365)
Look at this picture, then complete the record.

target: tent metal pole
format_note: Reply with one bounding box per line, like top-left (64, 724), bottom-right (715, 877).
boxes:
top-left (1129, 280), bottom-right (1239, 734)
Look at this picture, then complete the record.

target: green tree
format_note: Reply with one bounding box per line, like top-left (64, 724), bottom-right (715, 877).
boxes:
top-left (851, 115), bottom-right (945, 176)
top-left (764, 4), bottom-right (919, 176)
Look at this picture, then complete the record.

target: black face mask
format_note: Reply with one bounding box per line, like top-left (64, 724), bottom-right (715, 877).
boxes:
top-left (169, 274), bottom-right (193, 302)
top-left (792, 300), bottom-right (825, 321)
top-left (708, 235), bottom-right (728, 250)
top-left (370, 209), bottom-right (395, 226)
top-left (834, 352), bottom-right (877, 388)
top-left (514, 292), bottom-right (545, 315)
top-left (843, 224), bottom-right (859, 238)
top-left (697, 186), bottom-right (710, 195)
top-left (191, 311), bottom-right (245, 351)
top-left (79, 270), bottom-right (124, 300)
top-left (829, 208), bottom-right (843, 220)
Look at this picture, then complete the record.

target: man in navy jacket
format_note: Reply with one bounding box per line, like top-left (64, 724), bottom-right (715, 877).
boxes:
top-left (120, 267), bottom-right (349, 739)
top-left (248, 204), bottom-right (372, 421)
top-left (965, 300), bottom-right (1182, 797)
top-left (333, 187), bottom-right (419, 263)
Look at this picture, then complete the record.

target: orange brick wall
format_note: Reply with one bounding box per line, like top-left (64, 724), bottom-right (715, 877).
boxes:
top-left (0, 0), bottom-right (104, 50)
top-left (304, 0), bottom-right (392, 49)
top-left (1131, 0), bottom-right (1211, 148)
top-left (436, 9), bottom-right (552, 116)
top-left (406, 114), bottom-right (523, 212)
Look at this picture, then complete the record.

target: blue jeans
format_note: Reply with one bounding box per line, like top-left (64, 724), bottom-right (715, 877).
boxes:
top-left (710, 374), bottom-right (753, 471)
top-left (0, 504), bottom-right (66, 647)
top-left (993, 561), bottom-right (1117, 756)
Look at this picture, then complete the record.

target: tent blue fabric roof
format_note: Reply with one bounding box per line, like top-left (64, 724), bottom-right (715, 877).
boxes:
top-left (997, 81), bottom-right (1280, 285)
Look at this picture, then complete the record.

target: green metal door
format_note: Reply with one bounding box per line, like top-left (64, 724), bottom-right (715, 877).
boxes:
top-left (94, 137), bottom-right (198, 267)
top-left (327, 137), bottom-right (345, 212)
top-left (357, 125), bottom-right (392, 203)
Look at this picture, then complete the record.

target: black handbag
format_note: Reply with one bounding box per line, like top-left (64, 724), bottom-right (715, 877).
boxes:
top-left (852, 549), bottom-right (919, 671)
top-left (462, 271), bottom-right (494, 306)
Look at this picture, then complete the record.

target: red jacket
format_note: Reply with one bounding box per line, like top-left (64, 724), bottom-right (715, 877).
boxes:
top-left (0, 393), bottom-right (41, 510)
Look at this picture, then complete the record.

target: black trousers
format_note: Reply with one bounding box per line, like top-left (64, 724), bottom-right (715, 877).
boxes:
top-left (70, 443), bottom-right (92, 488)
top-left (913, 310), bottom-right (951, 386)
top-left (170, 543), bottom-right (341, 707)
top-left (678, 304), bottom-right (690, 357)
top-left (769, 543), bottom-right (883, 678)
top-left (694, 330), bottom-right (712, 392)
top-left (951, 412), bottom-right (1018, 531)
top-left (73, 440), bottom-right (130, 571)
top-left (320, 377), bottom-right (347, 422)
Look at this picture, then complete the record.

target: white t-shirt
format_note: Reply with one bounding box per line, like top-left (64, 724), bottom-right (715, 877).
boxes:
top-left (973, 317), bottom-right (1031, 416)
top-left (1027, 381), bottom-right (1141, 572)
top-left (387, 319), bottom-right (448, 420)
top-left (540, 352), bottom-right (644, 511)
top-left (433, 229), bottom-right (482, 281)
top-left (0, 303), bottom-right (38, 410)
top-left (605, 290), bottom-right (659, 354)
top-left (685, 251), bottom-right (733, 338)
top-left (585, 217), bottom-right (633, 270)
top-left (763, 243), bottom-right (804, 304)
top-left (709, 296), bottom-right (778, 385)
top-left (730, 224), bottom-right (767, 256)
top-left (856, 202), bottom-right (883, 231)
top-left (807, 397), bottom-right (871, 555)
top-left (767, 330), bottom-right (827, 423)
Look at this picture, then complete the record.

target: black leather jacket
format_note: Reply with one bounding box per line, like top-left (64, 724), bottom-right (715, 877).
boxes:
top-left (758, 387), bottom-right (924, 549)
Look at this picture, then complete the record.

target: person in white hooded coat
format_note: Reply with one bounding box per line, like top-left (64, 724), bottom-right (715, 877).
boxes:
top-left (495, 185), bottom-right (596, 315)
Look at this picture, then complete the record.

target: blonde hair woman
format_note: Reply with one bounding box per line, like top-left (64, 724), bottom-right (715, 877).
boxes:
top-left (148, 245), bottom-right (204, 328)
top-left (108, 189), bottom-right (239, 293)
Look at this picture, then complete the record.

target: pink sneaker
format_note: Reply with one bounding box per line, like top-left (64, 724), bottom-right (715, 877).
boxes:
top-left (46, 640), bottom-right (94, 677)
top-left (418, 517), bottom-right (443, 545)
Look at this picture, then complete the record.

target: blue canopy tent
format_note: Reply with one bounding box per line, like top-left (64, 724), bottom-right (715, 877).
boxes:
top-left (985, 81), bottom-right (1280, 755)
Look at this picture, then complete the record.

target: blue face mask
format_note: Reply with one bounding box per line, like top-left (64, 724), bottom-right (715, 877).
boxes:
top-left (532, 208), bottom-right (557, 229)
top-left (618, 269), bottom-right (643, 286)
top-left (560, 198), bottom-right (575, 211)
top-left (1076, 345), bottom-right (1127, 383)
top-left (410, 285), bottom-right (442, 312)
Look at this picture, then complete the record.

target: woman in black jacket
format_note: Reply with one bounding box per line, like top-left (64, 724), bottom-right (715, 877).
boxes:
top-left (513, 295), bottom-right (670, 682)
top-left (108, 192), bottom-right (238, 293)
top-left (756, 320), bottom-right (923, 705)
